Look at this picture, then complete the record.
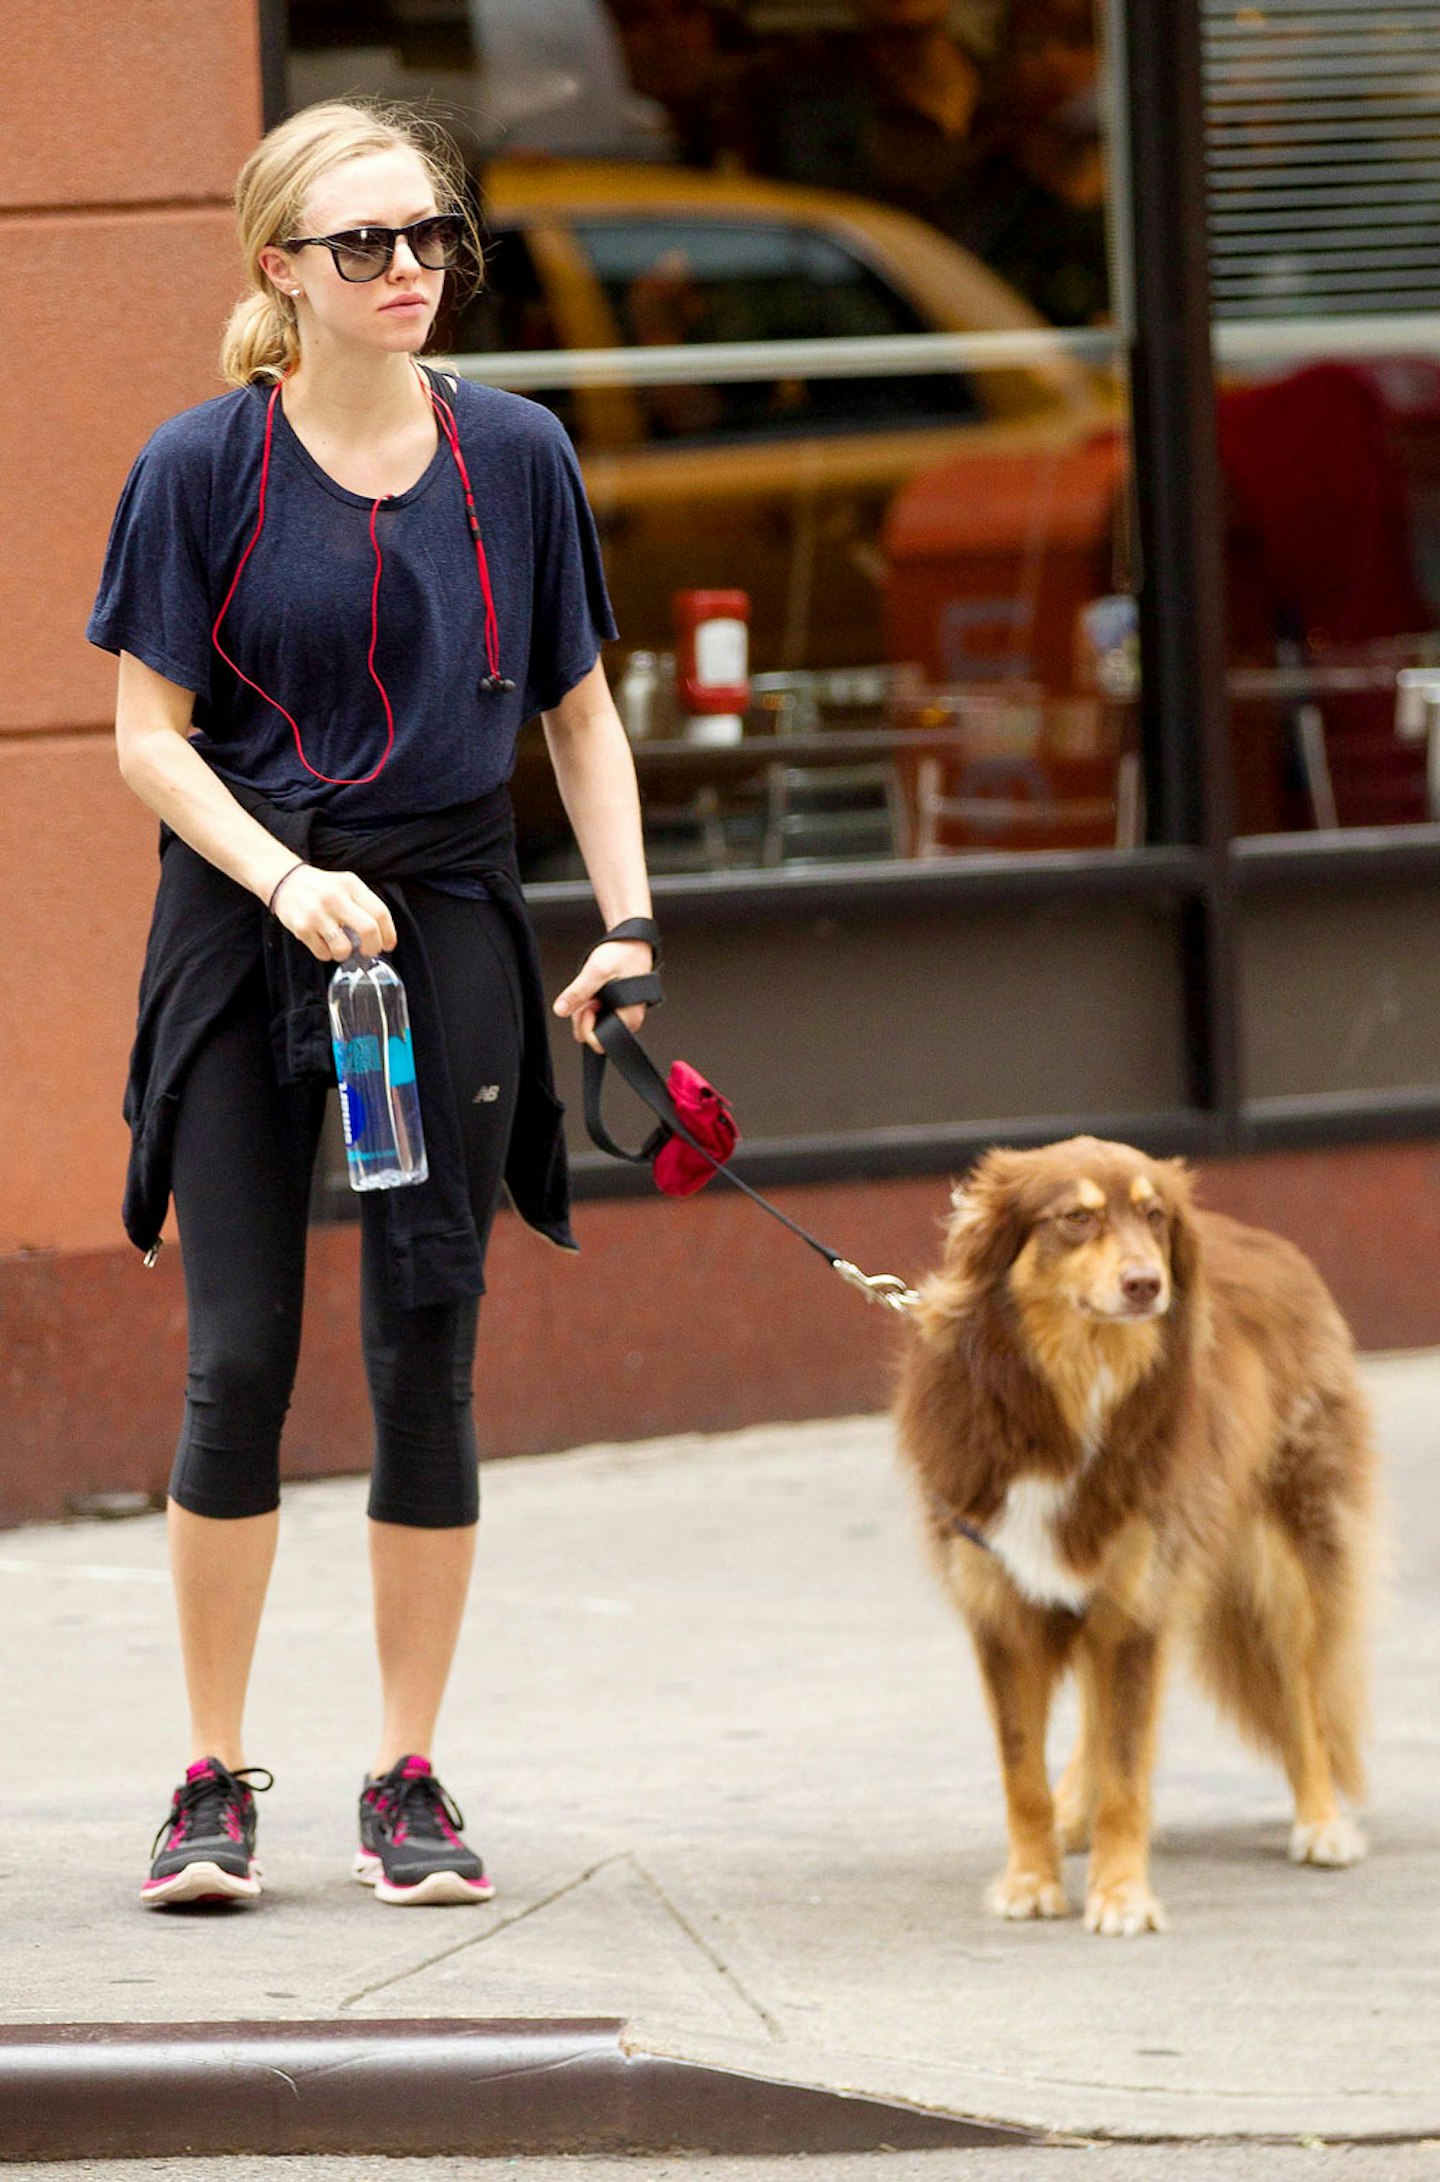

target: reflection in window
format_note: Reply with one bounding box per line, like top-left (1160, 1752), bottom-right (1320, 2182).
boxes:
top-left (584, 218), bottom-right (935, 343)
top-left (286, 1), bottom-right (1132, 872)
top-left (1220, 362), bottom-right (1440, 836)
top-left (289, 0), bottom-right (1114, 328)
top-left (447, 229), bottom-right (580, 437)
top-left (574, 217), bottom-right (981, 438)
top-left (717, 0), bottom-right (1109, 328)
top-left (1203, 2), bottom-right (1440, 836)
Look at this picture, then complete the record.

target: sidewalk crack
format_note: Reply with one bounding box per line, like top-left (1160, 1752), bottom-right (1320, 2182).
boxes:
top-left (628, 1853), bottom-right (784, 2042)
top-left (337, 1851), bottom-right (631, 2011)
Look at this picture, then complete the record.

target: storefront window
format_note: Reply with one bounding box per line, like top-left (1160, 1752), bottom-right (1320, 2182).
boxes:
top-left (287, 0), bottom-right (1136, 875)
top-left (1204, 0), bottom-right (1440, 836)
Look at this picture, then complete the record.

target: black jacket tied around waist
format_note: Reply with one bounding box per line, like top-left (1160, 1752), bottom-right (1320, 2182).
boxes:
top-left (123, 784), bottom-right (576, 1309)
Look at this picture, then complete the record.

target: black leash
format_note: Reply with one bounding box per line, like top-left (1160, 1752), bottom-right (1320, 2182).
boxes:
top-left (582, 966), bottom-right (919, 1316)
top-left (582, 934), bottom-right (996, 1533)
top-left (925, 1492), bottom-right (994, 1554)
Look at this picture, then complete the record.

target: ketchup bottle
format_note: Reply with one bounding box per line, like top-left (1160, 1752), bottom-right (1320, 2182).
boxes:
top-left (673, 589), bottom-right (750, 745)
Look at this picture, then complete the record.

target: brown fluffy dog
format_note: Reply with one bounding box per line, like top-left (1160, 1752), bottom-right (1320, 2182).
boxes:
top-left (894, 1137), bottom-right (1377, 1937)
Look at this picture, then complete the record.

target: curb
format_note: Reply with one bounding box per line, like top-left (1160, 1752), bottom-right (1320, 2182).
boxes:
top-left (0, 2019), bottom-right (1039, 2160)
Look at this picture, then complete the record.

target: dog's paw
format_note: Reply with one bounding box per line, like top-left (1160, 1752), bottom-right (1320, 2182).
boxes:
top-left (1084, 1877), bottom-right (1168, 1936)
top-left (986, 1868), bottom-right (1070, 1920)
top-left (1289, 1814), bottom-right (1367, 1868)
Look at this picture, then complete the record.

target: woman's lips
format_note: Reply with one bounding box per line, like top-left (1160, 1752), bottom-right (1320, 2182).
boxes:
top-left (381, 296), bottom-right (428, 312)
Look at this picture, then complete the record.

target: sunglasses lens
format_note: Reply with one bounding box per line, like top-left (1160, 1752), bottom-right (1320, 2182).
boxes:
top-left (413, 216), bottom-right (464, 269)
top-left (332, 236), bottom-right (391, 282)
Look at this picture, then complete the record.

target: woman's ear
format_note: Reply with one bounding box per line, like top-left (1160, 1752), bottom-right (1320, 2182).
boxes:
top-left (258, 244), bottom-right (298, 295)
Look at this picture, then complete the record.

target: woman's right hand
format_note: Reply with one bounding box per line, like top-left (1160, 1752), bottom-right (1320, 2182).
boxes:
top-left (269, 864), bottom-right (397, 962)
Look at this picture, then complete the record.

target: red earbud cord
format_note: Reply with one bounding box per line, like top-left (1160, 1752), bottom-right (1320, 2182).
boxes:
top-left (427, 377), bottom-right (505, 694)
top-left (210, 367), bottom-right (507, 787)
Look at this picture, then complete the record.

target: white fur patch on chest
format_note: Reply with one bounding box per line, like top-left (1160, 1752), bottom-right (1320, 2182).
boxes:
top-left (985, 1475), bottom-right (1091, 1612)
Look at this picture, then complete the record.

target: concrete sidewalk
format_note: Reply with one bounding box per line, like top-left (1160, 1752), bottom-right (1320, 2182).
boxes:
top-left (2, 1355), bottom-right (1438, 2145)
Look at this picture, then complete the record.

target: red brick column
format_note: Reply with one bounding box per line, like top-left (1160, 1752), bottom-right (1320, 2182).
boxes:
top-left (1, 0), bottom-right (263, 1260)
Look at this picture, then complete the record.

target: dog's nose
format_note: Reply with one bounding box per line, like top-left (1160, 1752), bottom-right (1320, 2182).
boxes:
top-left (1120, 1266), bottom-right (1162, 1308)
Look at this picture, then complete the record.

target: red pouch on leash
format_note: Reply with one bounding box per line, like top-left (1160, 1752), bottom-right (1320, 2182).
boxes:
top-left (651, 1060), bottom-right (739, 1196)
top-left (583, 1005), bottom-right (740, 1196)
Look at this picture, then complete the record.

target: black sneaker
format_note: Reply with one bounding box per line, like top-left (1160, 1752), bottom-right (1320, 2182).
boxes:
top-left (142, 1757), bottom-right (272, 1908)
top-left (354, 1755), bottom-right (495, 1906)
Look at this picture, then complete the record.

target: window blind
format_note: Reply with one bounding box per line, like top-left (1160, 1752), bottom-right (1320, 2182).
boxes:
top-left (1202, 1), bottom-right (1440, 319)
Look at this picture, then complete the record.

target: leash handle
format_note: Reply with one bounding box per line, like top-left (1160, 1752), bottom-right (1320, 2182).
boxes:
top-left (581, 977), bottom-right (669, 1165)
top-left (584, 987), bottom-right (920, 1313)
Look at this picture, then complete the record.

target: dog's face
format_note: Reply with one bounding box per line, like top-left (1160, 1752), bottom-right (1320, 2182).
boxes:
top-left (946, 1137), bottom-right (1197, 1326)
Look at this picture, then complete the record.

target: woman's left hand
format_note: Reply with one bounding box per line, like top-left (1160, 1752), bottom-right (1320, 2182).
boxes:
top-left (553, 938), bottom-right (655, 1052)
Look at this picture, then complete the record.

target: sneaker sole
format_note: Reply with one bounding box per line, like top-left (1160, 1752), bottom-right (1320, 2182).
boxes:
top-left (352, 1851), bottom-right (493, 1905)
top-left (142, 1859), bottom-right (262, 1908)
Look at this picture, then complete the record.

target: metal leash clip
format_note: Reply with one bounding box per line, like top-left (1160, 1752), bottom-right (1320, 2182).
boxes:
top-left (831, 1259), bottom-right (920, 1314)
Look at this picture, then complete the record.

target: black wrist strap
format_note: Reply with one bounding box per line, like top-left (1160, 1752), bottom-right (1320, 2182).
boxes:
top-left (599, 915), bottom-right (662, 966)
top-left (582, 1000), bottom-right (674, 1166)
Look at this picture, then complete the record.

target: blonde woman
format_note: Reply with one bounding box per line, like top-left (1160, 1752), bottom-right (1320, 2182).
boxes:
top-left (89, 101), bottom-right (655, 1908)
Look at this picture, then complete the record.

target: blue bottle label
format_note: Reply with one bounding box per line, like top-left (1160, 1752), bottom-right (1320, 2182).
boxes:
top-left (332, 1037), bottom-right (369, 1151)
top-left (345, 1033), bottom-right (383, 1075)
top-left (331, 1025), bottom-right (420, 1175)
top-left (386, 1030), bottom-right (417, 1086)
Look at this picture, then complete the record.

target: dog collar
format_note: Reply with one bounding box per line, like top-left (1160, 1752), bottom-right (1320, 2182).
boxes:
top-left (926, 1490), bottom-right (1087, 1618)
top-left (925, 1490), bottom-right (992, 1554)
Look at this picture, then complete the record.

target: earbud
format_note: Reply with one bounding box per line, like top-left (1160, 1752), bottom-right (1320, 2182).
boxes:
top-left (481, 674), bottom-right (516, 695)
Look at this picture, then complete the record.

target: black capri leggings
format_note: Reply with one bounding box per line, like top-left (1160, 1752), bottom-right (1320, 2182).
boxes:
top-left (168, 886), bottom-right (524, 1528)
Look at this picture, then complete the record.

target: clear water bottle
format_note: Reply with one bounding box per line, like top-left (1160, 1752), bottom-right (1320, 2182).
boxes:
top-left (328, 938), bottom-right (428, 1192)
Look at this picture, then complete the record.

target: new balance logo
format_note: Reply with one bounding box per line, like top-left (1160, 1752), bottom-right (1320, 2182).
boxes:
top-left (474, 1084), bottom-right (501, 1104)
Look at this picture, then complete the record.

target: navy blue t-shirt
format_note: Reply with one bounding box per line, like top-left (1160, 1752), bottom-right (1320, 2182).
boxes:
top-left (87, 371), bottom-right (617, 822)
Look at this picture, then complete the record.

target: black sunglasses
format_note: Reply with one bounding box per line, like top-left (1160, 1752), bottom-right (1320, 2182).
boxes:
top-left (281, 212), bottom-right (465, 284)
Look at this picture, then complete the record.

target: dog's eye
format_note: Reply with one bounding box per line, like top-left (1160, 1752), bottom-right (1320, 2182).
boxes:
top-left (1146, 1203), bottom-right (1167, 1230)
top-left (1059, 1206), bottom-right (1099, 1236)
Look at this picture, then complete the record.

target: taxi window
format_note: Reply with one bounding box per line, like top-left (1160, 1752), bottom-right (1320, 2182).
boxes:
top-left (449, 228), bottom-right (578, 439)
top-left (572, 217), bottom-right (980, 441)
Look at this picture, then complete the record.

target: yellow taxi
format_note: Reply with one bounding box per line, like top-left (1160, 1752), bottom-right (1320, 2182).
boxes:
top-left (446, 161), bottom-right (1116, 672)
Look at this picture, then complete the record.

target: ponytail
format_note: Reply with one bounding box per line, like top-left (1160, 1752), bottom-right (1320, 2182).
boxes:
top-left (220, 285), bottom-right (300, 390)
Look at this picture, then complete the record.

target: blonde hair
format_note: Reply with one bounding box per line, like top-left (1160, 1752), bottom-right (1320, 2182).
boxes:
top-left (220, 100), bottom-right (480, 388)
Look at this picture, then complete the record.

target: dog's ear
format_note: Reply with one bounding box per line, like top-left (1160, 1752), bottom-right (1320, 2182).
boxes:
top-left (1158, 1158), bottom-right (1201, 1298)
top-left (946, 1179), bottom-right (984, 1232)
top-left (946, 1150), bottom-right (1032, 1289)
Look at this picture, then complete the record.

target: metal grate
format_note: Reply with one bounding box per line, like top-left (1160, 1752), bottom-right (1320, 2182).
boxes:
top-left (1202, 1), bottom-right (1440, 320)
